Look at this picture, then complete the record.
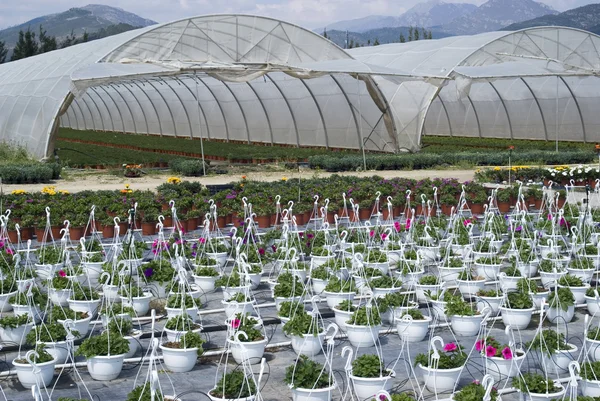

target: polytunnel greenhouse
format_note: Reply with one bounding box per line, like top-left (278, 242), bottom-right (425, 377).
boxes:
top-left (0, 15), bottom-right (598, 160)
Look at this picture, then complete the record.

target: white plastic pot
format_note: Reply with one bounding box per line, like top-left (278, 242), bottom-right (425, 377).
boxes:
top-left (349, 371), bottom-right (394, 400)
top-left (291, 332), bottom-right (325, 357)
top-left (450, 314), bottom-right (485, 337)
top-left (523, 383), bottom-right (565, 401)
top-left (44, 341), bottom-right (70, 364)
top-left (57, 316), bottom-right (91, 339)
top-left (474, 262), bottom-right (501, 280)
top-left (345, 324), bottom-right (380, 348)
top-left (437, 267), bottom-right (462, 285)
top-left (124, 330), bottom-right (143, 358)
top-left (12, 304), bottom-right (42, 323)
top-left (246, 272), bottom-right (262, 290)
top-left (430, 300), bottom-right (447, 320)
top-left (0, 290), bottom-right (16, 312)
top-left (145, 281), bottom-right (169, 298)
top-left (68, 298), bottom-right (101, 317)
top-left (192, 275), bottom-right (218, 292)
top-left (531, 291), bottom-right (549, 309)
top-left (222, 285), bottom-right (251, 300)
top-left (160, 344), bottom-right (198, 373)
top-left (498, 273), bottom-right (521, 292)
top-left (208, 393), bottom-right (255, 401)
top-left (395, 315), bottom-right (431, 342)
top-left (13, 357), bottom-right (56, 388)
top-left (396, 270), bottom-right (424, 289)
top-left (87, 354), bottom-right (125, 381)
top-left (540, 271), bottom-right (567, 289)
top-left (587, 337), bottom-right (600, 362)
top-left (323, 291), bottom-right (354, 309)
top-left (50, 288), bottom-right (72, 307)
top-left (164, 326), bottom-right (202, 343)
top-left (538, 344), bottom-right (578, 375)
top-left (274, 296), bottom-right (302, 312)
top-left (332, 307), bottom-right (353, 332)
top-left (121, 292), bottom-right (153, 316)
top-left (499, 307), bottom-right (534, 330)
top-left (206, 252), bottom-right (228, 268)
top-left (371, 286), bottom-right (400, 299)
top-left (227, 338), bottom-right (267, 365)
top-left (415, 283), bottom-right (442, 303)
top-left (476, 296), bottom-right (503, 315)
top-left (311, 278), bottom-right (327, 295)
top-left (456, 279), bottom-right (486, 299)
top-left (0, 322), bottom-right (34, 345)
top-left (566, 267), bottom-right (594, 283)
top-left (364, 262), bottom-right (389, 276)
top-left (485, 351), bottom-right (526, 380)
top-left (291, 384), bottom-right (335, 401)
top-left (558, 284), bottom-right (588, 304)
top-left (418, 364), bottom-right (463, 393)
top-left (546, 305), bottom-right (575, 323)
top-left (311, 255), bottom-right (333, 268)
top-left (165, 306), bottom-right (199, 321)
top-left (587, 295), bottom-right (600, 315)
top-left (582, 379), bottom-right (600, 397)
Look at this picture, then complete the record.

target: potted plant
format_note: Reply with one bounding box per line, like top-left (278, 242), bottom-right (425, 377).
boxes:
top-left (395, 259), bottom-right (424, 289)
top-left (587, 287), bottom-right (600, 316)
top-left (13, 345), bottom-right (56, 388)
top-left (345, 305), bottom-right (381, 348)
top-left (455, 269), bottom-right (486, 299)
top-left (51, 307), bottom-right (91, 339)
top-left (415, 340), bottom-right (467, 393)
top-left (323, 277), bottom-right (356, 309)
top-left (567, 258), bottom-right (595, 283)
top-left (26, 322), bottom-right (79, 363)
top-left (438, 257), bottom-right (465, 285)
top-left (499, 291), bottom-right (534, 330)
top-left (395, 308), bottom-right (431, 343)
top-left (498, 264), bottom-right (524, 291)
top-left (445, 296), bottom-right (487, 337)
top-left (140, 260), bottom-right (176, 298)
top-left (475, 336), bottom-right (525, 380)
top-left (331, 300), bottom-right (356, 332)
top-left (527, 329), bottom-right (577, 375)
top-left (284, 354), bottom-right (335, 401)
top-left (0, 313), bottom-right (33, 345)
top-left (216, 271), bottom-right (249, 300)
top-left (282, 312), bottom-right (324, 357)
top-left (0, 277), bottom-right (17, 312)
top-left (546, 287), bottom-right (575, 323)
top-left (165, 292), bottom-right (200, 321)
top-left (474, 255), bottom-right (502, 281)
top-left (452, 379), bottom-right (499, 401)
top-left (476, 289), bottom-right (503, 315)
top-left (160, 330), bottom-right (204, 373)
top-left (277, 301), bottom-right (304, 326)
top-left (227, 313), bottom-right (266, 365)
top-left (67, 284), bottom-right (101, 317)
top-left (222, 292), bottom-right (256, 319)
top-left (368, 275), bottom-right (401, 298)
top-left (310, 266), bottom-right (330, 295)
top-left (192, 264), bottom-right (219, 292)
top-left (348, 354), bottom-right (394, 400)
top-left (538, 259), bottom-right (567, 289)
top-left (364, 250), bottom-right (389, 275)
top-left (107, 316), bottom-right (142, 359)
top-left (126, 384), bottom-right (171, 401)
top-left (414, 275), bottom-right (442, 303)
top-left (581, 361), bottom-right (600, 397)
top-left (512, 373), bottom-right (565, 401)
top-left (10, 286), bottom-right (48, 323)
top-left (120, 285), bottom-right (153, 316)
top-left (557, 273), bottom-right (589, 304)
top-left (49, 270), bottom-right (73, 307)
top-left (163, 314), bottom-right (202, 342)
top-left (587, 326), bottom-right (600, 363)
top-left (75, 331), bottom-right (130, 381)
top-left (517, 278), bottom-right (549, 309)
top-left (208, 369), bottom-right (257, 401)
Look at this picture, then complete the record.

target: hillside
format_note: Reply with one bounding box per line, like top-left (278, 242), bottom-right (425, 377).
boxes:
top-left (324, 27), bottom-right (452, 48)
top-left (503, 3), bottom-right (600, 34)
top-left (0, 4), bottom-right (155, 50)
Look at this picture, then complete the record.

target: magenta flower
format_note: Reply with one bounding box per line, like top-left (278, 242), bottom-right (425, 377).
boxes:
top-left (231, 319), bottom-right (241, 329)
top-left (485, 345), bottom-right (497, 358)
top-left (6, 248), bottom-right (13, 256)
top-left (258, 248), bottom-right (265, 256)
top-left (406, 219), bottom-right (411, 230)
top-left (444, 343), bottom-right (457, 352)
top-left (380, 233), bottom-right (387, 241)
top-left (475, 339), bottom-right (484, 352)
top-left (463, 219), bottom-right (471, 226)
top-left (199, 237), bottom-right (206, 244)
top-left (369, 230), bottom-right (375, 238)
top-left (501, 347), bottom-right (513, 360)
top-left (58, 270), bottom-right (66, 277)
top-left (307, 233), bottom-right (314, 239)
top-left (394, 221), bottom-right (401, 232)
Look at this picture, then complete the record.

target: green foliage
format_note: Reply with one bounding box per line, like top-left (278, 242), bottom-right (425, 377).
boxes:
top-left (351, 354), bottom-right (390, 378)
top-left (335, 300), bottom-right (357, 312)
top-left (347, 306), bottom-right (382, 326)
top-left (215, 271), bottom-right (242, 288)
top-left (324, 277), bottom-right (356, 293)
top-left (310, 266), bottom-right (330, 280)
top-left (402, 308), bottom-right (425, 320)
top-left (418, 275), bottom-right (439, 285)
top-left (166, 293), bottom-right (197, 309)
top-left (512, 373), bottom-right (561, 394)
top-left (10, 287), bottom-right (48, 307)
top-left (581, 361), bottom-right (600, 381)
top-left (558, 274), bottom-right (585, 287)
top-left (415, 343), bottom-right (467, 369)
top-left (165, 314), bottom-right (199, 331)
top-left (71, 285), bottom-right (100, 301)
top-left (445, 297), bottom-right (478, 317)
top-left (517, 278), bottom-right (543, 294)
top-left (26, 322), bottom-right (78, 344)
top-left (230, 314), bottom-right (263, 342)
top-left (50, 307), bottom-right (88, 322)
top-left (108, 317), bottom-right (133, 336)
top-left (36, 246), bottom-right (63, 265)
top-left (140, 260), bottom-right (175, 284)
top-left (548, 287), bottom-right (575, 311)
top-left (194, 265), bottom-right (219, 277)
top-left (284, 355), bottom-right (331, 389)
top-left (369, 275), bottom-right (399, 289)
top-left (0, 313), bottom-right (30, 329)
top-left (505, 292), bottom-right (533, 309)
top-left (75, 331), bottom-right (130, 358)
top-left (528, 329), bottom-right (570, 356)
top-left (273, 272), bottom-right (305, 298)
top-left (477, 289), bottom-right (501, 297)
top-left (588, 327), bottom-right (600, 341)
top-left (227, 293), bottom-right (251, 303)
top-left (210, 370), bottom-right (257, 399)
top-left (278, 301), bottom-right (304, 318)
top-left (282, 312), bottom-right (321, 337)
top-left (453, 381), bottom-right (499, 401)
top-left (126, 384), bottom-right (164, 401)
top-left (15, 344), bottom-right (53, 364)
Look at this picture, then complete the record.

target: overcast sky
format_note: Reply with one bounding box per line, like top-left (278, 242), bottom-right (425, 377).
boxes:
top-left (0, 0), bottom-right (598, 30)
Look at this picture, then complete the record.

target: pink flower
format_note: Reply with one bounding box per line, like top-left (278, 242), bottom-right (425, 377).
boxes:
top-left (6, 248), bottom-right (13, 256)
top-left (472, 380), bottom-right (480, 385)
top-left (444, 343), bottom-right (457, 352)
top-left (463, 219), bottom-right (471, 226)
top-left (548, 214), bottom-right (553, 221)
top-left (394, 221), bottom-right (401, 232)
top-left (501, 347), bottom-right (513, 360)
top-left (380, 233), bottom-right (387, 241)
top-left (405, 219), bottom-right (411, 230)
top-left (199, 237), bottom-right (206, 244)
top-left (475, 339), bottom-right (484, 352)
top-left (231, 319), bottom-right (241, 329)
top-left (258, 248), bottom-right (265, 256)
top-left (58, 270), bottom-right (66, 277)
top-left (369, 230), bottom-right (375, 238)
top-left (485, 345), bottom-right (497, 358)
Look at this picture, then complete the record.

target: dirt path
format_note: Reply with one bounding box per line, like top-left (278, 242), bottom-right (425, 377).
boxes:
top-left (2, 168), bottom-right (477, 193)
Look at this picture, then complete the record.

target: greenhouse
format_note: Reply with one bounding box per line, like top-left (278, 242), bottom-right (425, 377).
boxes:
top-left (0, 15), bottom-right (598, 160)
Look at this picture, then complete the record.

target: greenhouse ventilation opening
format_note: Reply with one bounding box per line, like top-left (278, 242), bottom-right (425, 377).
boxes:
top-left (0, 15), bottom-right (599, 160)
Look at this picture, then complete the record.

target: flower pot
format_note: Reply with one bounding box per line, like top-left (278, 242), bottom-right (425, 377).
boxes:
top-left (476, 296), bottom-right (503, 315)
top-left (499, 307), bottom-right (534, 330)
top-left (208, 393), bottom-right (255, 401)
top-left (102, 225), bottom-right (115, 239)
top-left (0, 290), bottom-right (17, 312)
top-left (69, 226), bottom-right (85, 241)
top-left (102, 284), bottom-right (121, 303)
top-left (395, 315), bottom-right (431, 342)
top-left (588, 337), bottom-right (600, 362)
top-left (332, 307), bottom-right (353, 331)
top-left (227, 337), bottom-right (267, 365)
top-left (396, 269), bottom-right (424, 289)
top-left (222, 300), bottom-right (255, 318)
top-left (539, 344), bottom-right (578, 375)
top-left (141, 222), bottom-right (156, 236)
top-left (587, 295), bottom-right (600, 315)
top-left (311, 278), bottom-right (327, 295)
top-left (451, 314), bottom-right (485, 336)
top-left (68, 298), bottom-right (101, 317)
top-left (192, 275), bottom-right (217, 292)
top-left (246, 271), bottom-right (262, 290)
top-left (345, 324), bottom-right (380, 347)
top-left (485, 351), bottom-right (526, 380)
top-left (364, 262), bottom-right (389, 276)
top-left (456, 279), bottom-right (486, 299)
top-left (145, 280), bottom-right (170, 298)
top-left (291, 384), bottom-right (336, 401)
top-left (546, 305), bottom-right (575, 323)
top-left (166, 306), bottom-right (199, 321)
top-left (311, 255), bottom-right (333, 268)
top-left (44, 340), bottom-right (70, 364)
top-left (349, 371), bottom-right (394, 400)
top-left (0, 322), bottom-right (33, 345)
top-left (256, 215), bottom-right (270, 228)
top-left (438, 267), bottom-right (462, 285)
top-left (582, 379), bottom-right (600, 397)
top-left (498, 274), bottom-right (521, 292)
top-left (13, 357), bottom-right (56, 388)
top-left (121, 292), bottom-right (153, 316)
top-left (222, 285), bottom-right (251, 300)
top-left (430, 300), bottom-right (447, 320)
top-left (531, 291), bottom-right (549, 309)
top-left (207, 252), bottom-right (228, 268)
top-left (371, 286), bottom-right (400, 299)
top-left (521, 384), bottom-right (565, 401)
top-left (124, 330), bottom-right (143, 358)
top-left (415, 283), bottom-right (442, 303)
top-left (291, 332), bottom-right (325, 357)
top-left (58, 316), bottom-right (91, 339)
top-left (323, 291), bottom-right (355, 309)
top-left (160, 344), bottom-right (198, 373)
top-left (557, 284), bottom-right (588, 304)
top-left (12, 304), bottom-right (42, 323)
top-left (87, 354), bottom-right (125, 380)
top-left (474, 262), bottom-right (501, 280)
top-left (566, 266), bottom-right (595, 283)
top-left (418, 364), bottom-right (463, 393)
top-left (539, 271), bottom-right (567, 289)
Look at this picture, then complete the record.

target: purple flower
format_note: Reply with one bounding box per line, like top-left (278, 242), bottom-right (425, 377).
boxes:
top-left (144, 268), bottom-right (153, 278)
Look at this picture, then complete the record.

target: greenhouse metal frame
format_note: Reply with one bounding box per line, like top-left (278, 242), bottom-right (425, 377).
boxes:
top-left (0, 14), bottom-right (598, 160)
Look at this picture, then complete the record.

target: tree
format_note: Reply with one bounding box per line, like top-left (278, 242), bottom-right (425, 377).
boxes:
top-left (399, 33), bottom-right (405, 43)
top-left (322, 28), bottom-right (328, 39)
top-left (60, 30), bottom-right (77, 49)
top-left (348, 39), bottom-right (355, 49)
top-left (429, 30), bottom-right (433, 40)
top-left (414, 28), bottom-right (420, 41)
top-left (82, 31), bottom-right (89, 43)
top-left (408, 27), bottom-right (413, 42)
top-left (11, 27), bottom-right (38, 61)
top-left (422, 28), bottom-right (427, 41)
top-left (0, 40), bottom-right (7, 64)
top-left (38, 25), bottom-right (57, 54)
top-left (373, 38), bottom-right (380, 46)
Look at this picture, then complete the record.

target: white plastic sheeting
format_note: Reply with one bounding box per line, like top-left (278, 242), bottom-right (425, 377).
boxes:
top-left (0, 15), bottom-right (599, 159)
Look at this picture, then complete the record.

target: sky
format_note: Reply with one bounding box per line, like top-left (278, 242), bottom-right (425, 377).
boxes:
top-left (0, 0), bottom-right (598, 30)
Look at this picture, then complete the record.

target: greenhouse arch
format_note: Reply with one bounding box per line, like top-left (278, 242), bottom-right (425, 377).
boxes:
top-left (0, 16), bottom-right (598, 159)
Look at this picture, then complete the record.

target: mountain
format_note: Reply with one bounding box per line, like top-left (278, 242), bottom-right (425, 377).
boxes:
top-left (0, 4), bottom-right (155, 50)
top-left (436, 0), bottom-right (558, 35)
top-left (503, 3), bottom-right (600, 34)
top-left (317, 0), bottom-right (476, 33)
top-left (324, 27), bottom-right (453, 49)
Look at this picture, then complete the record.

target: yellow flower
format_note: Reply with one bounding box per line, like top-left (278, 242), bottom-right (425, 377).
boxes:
top-left (59, 190), bottom-right (69, 195)
top-left (493, 167), bottom-right (501, 171)
top-left (41, 186), bottom-right (57, 196)
top-left (281, 176), bottom-right (288, 181)
top-left (167, 177), bottom-right (181, 185)
top-left (125, 184), bottom-right (130, 189)
top-left (11, 189), bottom-right (26, 195)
